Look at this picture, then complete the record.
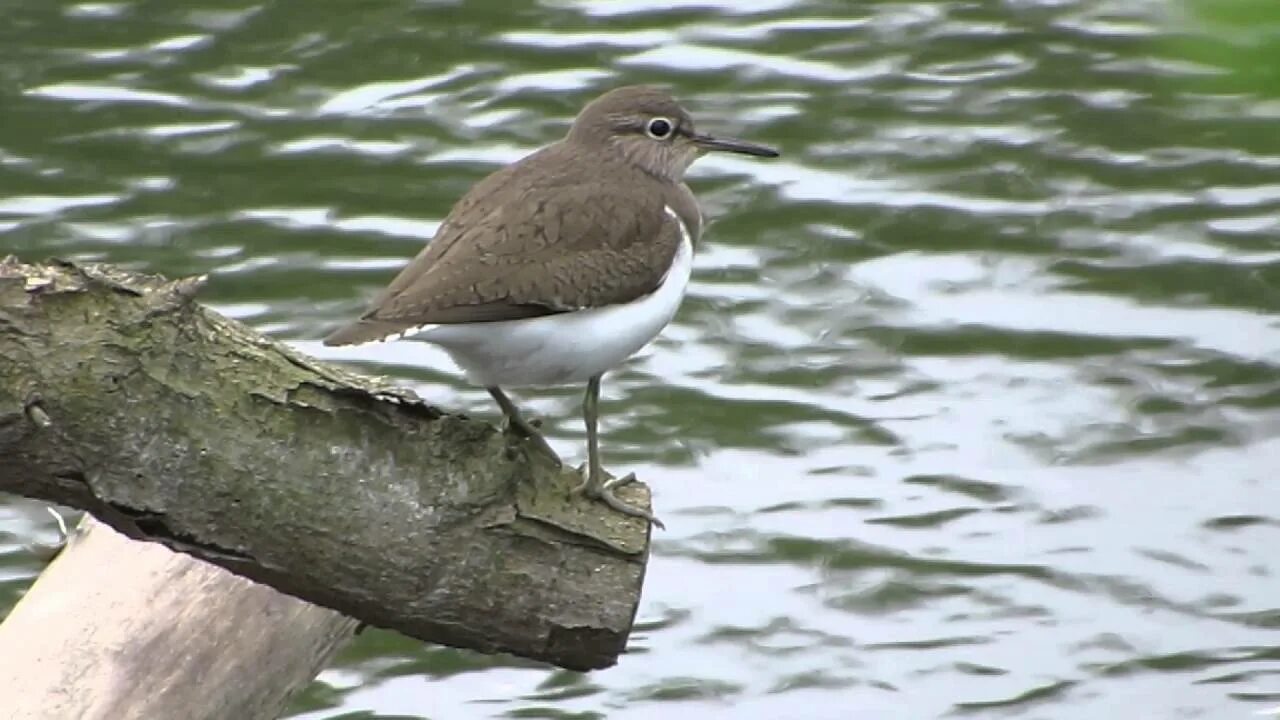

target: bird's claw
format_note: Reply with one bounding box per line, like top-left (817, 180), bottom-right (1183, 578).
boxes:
top-left (573, 467), bottom-right (664, 529)
top-left (502, 417), bottom-right (562, 467)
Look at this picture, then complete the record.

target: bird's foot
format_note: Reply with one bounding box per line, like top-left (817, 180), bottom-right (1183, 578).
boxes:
top-left (572, 466), bottom-right (664, 530)
top-left (502, 415), bottom-right (562, 467)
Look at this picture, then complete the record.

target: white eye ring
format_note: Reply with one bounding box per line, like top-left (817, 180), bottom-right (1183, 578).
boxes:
top-left (646, 116), bottom-right (674, 140)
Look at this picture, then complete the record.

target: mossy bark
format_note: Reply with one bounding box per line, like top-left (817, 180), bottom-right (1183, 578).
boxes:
top-left (0, 256), bottom-right (651, 673)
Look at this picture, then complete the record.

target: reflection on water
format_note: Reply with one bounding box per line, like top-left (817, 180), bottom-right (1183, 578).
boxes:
top-left (3, 0), bottom-right (1279, 718)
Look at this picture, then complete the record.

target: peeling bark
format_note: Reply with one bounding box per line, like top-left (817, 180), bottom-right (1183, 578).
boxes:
top-left (0, 256), bottom-right (651, 674)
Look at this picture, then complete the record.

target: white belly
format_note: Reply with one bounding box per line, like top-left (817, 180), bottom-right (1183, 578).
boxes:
top-left (405, 207), bottom-right (694, 388)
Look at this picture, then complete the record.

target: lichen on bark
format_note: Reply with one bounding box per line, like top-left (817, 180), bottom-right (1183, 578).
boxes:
top-left (0, 256), bottom-right (651, 671)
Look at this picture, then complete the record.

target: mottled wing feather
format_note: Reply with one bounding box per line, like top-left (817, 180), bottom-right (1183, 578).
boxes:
top-left (323, 145), bottom-right (683, 346)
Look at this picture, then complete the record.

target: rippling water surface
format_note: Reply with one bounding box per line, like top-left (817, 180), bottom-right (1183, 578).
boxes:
top-left (3, 1), bottom-right (1279, 718)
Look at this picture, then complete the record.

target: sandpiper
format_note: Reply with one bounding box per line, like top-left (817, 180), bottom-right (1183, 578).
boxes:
top-left (324, 85), bottom-right (778, 525)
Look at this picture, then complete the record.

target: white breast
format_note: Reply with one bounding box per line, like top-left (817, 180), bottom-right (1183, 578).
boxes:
top-left (406, 205), bottom-right (694, 388)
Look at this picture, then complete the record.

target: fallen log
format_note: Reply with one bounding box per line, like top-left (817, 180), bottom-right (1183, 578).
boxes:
top-left (0, 514), bottom-right (359, 720)
top-left (0, 257), bottom-right (651, 688)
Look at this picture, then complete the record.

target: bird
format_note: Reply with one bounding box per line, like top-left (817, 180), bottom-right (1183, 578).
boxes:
top-left (323, 85), bottom-right (778, 526)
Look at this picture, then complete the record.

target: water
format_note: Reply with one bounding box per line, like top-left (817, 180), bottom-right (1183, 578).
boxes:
top-left (3, 1), bottom-right (1279, 718)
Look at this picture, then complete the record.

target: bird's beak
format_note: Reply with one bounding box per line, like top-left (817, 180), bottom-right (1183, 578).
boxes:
top-left (691, 133), bottom-right (779, 158)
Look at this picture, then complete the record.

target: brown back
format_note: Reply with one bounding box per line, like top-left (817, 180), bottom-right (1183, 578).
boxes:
top-left (323, 142), bottom-right (701, 346)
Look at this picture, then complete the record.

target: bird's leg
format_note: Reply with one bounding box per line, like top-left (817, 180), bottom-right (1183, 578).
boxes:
top-left (487, 386), bottom-right (560, 466)
top-left (572, 375), bottom-right (664, 529)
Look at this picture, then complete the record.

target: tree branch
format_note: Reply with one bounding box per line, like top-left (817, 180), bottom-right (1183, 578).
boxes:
top-left (0, 515), bottom-right (359, 720)
top-left (0, 256), bottom-right (652, 672)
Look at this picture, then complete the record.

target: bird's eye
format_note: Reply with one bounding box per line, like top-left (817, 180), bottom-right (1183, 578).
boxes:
top-left (646, 117), bottom-right (674, 140)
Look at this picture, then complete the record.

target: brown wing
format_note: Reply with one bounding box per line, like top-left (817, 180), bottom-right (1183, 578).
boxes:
top-left (324, 146), bottom-right (681, 346)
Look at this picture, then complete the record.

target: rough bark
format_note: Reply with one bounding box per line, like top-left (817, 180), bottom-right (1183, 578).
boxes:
top-left (0, 515), bottom-right (359, 720)
top-left (0, 256), bottom-right (651, 672)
